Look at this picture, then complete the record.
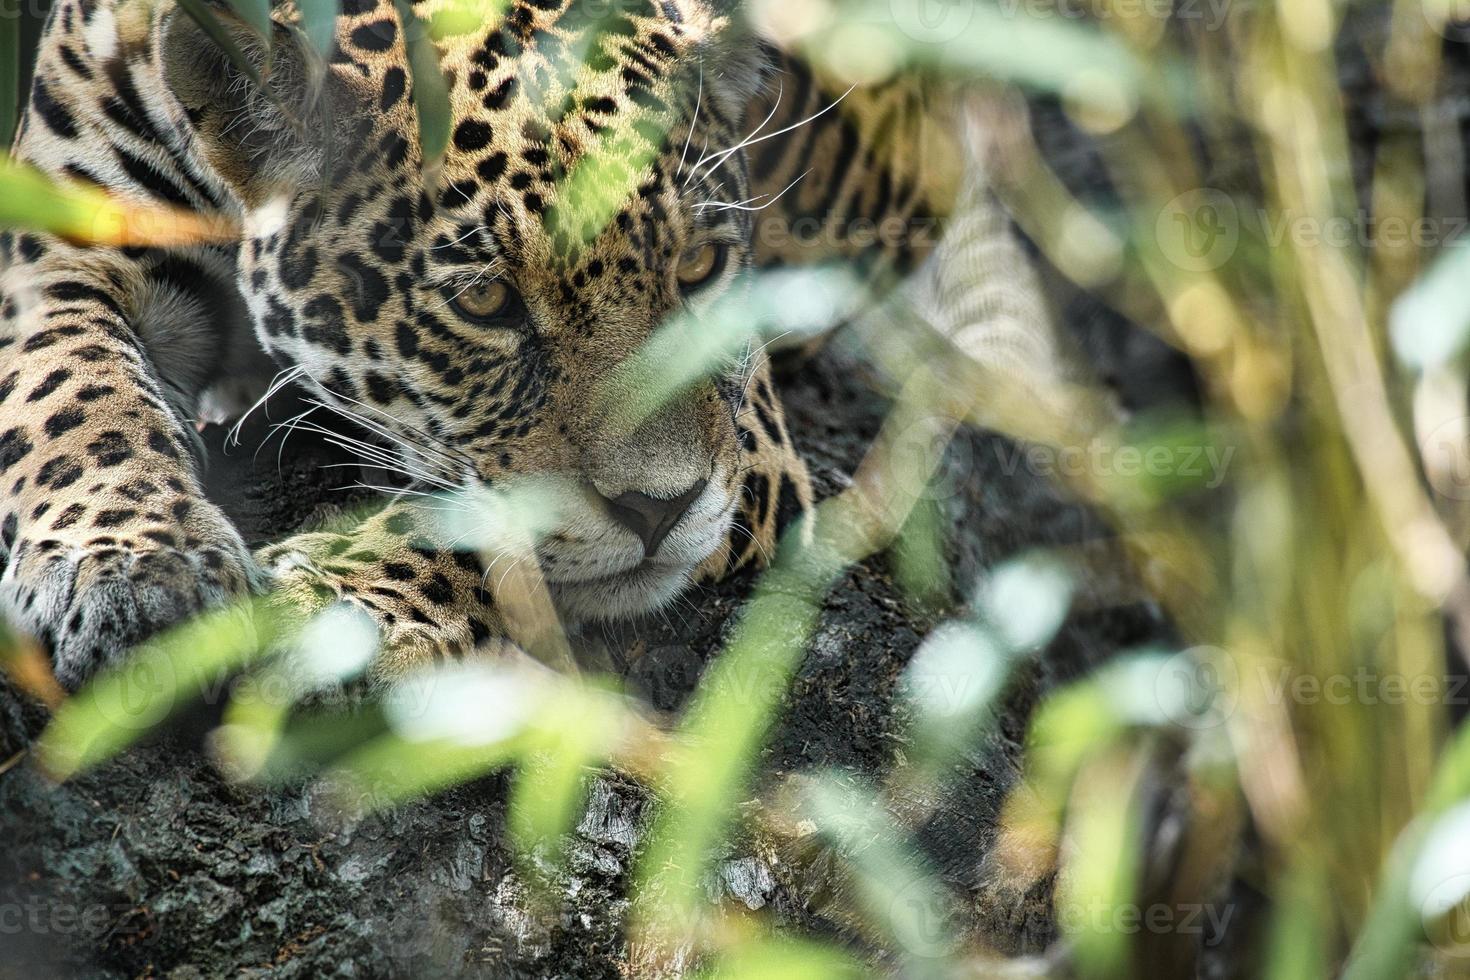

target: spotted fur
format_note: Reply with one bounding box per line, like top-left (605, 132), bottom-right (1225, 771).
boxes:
top-left (0, 0), bottom-right (972, 686)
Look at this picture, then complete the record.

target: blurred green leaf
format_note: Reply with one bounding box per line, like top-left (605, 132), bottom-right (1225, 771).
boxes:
top-left (38, 598), bottom-right (282, 779)
top-left (1056, 753), bottom-right (1142, 979)
top-left (508, 680), bottom-right (628, 864)
top-left (604, 267), bottom-right (862, 435)
top-left (251, 704), bottom-right (396, 781)
top-left (1408, 803), bottom-right (1470, 962)
top-left (804, 0), bottom-right (1160, 116)
top-left (1427, 710), bottom-right (1470, 814)
top-left (1341, 695), bottom-right (1470, 978)
top-left (1263, 863), bottom-right (1328, 980)
top-left (891, 494), bottom-right (949, 610)
top-left (224, 0), bottom-right (273, 43)
top-left (175, 0), bottom-right (267, 92)
top-left (0, 0), bottom-right (18, 150)
top-left (297, 0), bottom-right (340, 56)
top-left (322, 731), bottom-right (526, 812)
top-left (549, 125), bottom-right (664, 249)
top-left (801, 777), bottom-right (957, 975)
top-left (1096, 417), bottom-right (1239, 507)
top-left (214, 603), bottom-right (379, 779)
top-left (635, 523), bottom-right (848, 936)
top-left (428, 476), bottom-right (572, 555)
top-left (0, 159), bottom-right (238, 244)
top-left (1341, 824), bottom-right (1432, 980)
top-left (1028, 676), bottom-right (1123, 794)
top-left (384, 662), bottom-right (542, 746)
top-left (428, 0), bottom-right (510, 41)
top-left (697, 936), bottom-right (867, 979)
top-left (976, 552), bottom-right (1074, 652)
top-left (1390, 240), bottom-right (1470, 371)
top-left (322, 664), bottom-right (638, 814)
top-left (1411, 803), bottom-right (1470, 917)
top-left (1026, 652), bottom-right (1205, 809)
top-left (321, 665), bottom-right (540, 808)
top-left (395, 0), bottom-right (451, 168)
top-left (900, 621), bottom-right (1009, 778)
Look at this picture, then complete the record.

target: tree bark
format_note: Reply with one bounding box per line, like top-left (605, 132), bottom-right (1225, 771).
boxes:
top-left (0, 337), bottom-right (1176, 978)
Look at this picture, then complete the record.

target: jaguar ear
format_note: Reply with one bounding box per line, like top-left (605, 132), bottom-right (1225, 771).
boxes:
top-left (159, 9), bottom-right (333, 204)
top-left (691, 4), bottom-right (773, 118)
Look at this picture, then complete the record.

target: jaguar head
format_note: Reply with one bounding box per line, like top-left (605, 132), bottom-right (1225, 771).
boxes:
top-left (164, 0), bottom-right (802, 619)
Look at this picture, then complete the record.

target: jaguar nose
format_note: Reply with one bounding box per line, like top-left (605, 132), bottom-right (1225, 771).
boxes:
top-left (601, 479), bottom-right (708, 557)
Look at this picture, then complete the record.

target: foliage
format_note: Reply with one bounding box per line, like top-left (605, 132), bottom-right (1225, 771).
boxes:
top-left (7, 0), bottom-right (1470, 976)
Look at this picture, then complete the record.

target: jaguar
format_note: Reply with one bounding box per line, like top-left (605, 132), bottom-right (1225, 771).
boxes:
top-left (0, 0), bottom-right (1029, 687)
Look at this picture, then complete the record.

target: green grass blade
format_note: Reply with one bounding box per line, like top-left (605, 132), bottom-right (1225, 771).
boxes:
top-left (900, 621), bottom-right (1010, 781)
top-left (1342, 715), bottom-right (1470, 977)
top-left (0, 159), bottom-right (236, 245)
top-left (1391, 239), bottom-right (1470, 371)
top-left (224, 0), bottom-right (272, 43)
top-left (507, 689), bottom-right (626, 864)
top-left (213, 604), bottom-right (380, 780)
top-left (37, 598), bottom-right (284, 779)
top-left (394, 0), bottom-right (450, 169)
top-left (427, 0), bottom-right (509, 41)
top-left (697, 936), bottom-right (868, 979)
top-left (633, 523), bottom-right (850, 937)
top-left (1263, 862), bottom-right (1329, 980)
top-left (323, 733), bottom-right (525, 813)
top-left (174, 0), bottom-right (267, 92)
top-left (319, 664), bottom-right (620, 814)
top-left (601, 267), bottom-right (861, 437)
top-left (297, 0), bottom-right (340, 56)
top-left (0, 0), bottom-right (19, 150)
top-left (1056, 754), bottom-right (1142, 979)
top-left (800, 777), bottom-right (957, 976)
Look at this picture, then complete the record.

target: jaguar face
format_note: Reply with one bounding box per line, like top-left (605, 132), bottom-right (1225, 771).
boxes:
top-left (213, 0), bottom-right (774, 618)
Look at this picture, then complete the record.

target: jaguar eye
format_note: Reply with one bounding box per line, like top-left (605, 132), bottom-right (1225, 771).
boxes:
top-left (450, 280), bottom-right (520, 323)
top-left (676, 242), bottom-right (727, 292)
